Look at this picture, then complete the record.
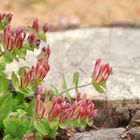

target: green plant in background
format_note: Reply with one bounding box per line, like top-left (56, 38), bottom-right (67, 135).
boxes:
top-left (0, 13), bottom-right (112, 140)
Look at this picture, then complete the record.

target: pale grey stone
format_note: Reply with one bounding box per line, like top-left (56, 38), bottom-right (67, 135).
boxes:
top-left (71, 127), bottom-right (126, 140)
top-left (5, 28), bottom-right (140, 102)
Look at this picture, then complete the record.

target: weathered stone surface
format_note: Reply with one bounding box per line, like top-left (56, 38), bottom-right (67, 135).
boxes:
top-left (116, 107), bottom-right (130, 122)
top-left (5, 28), bottom-right (140, 102)
top-left (128, 110), bottom-right (140, 129)
top-left (71, 128), bottom-right (126, 140)
top-left (4, 28), bottom-right (140, 128)
top-left (128, 127), bottom-right (140, 140)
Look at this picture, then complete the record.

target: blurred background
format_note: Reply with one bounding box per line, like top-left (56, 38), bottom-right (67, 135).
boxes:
top-left (1, 0), bottom-right (140, 30)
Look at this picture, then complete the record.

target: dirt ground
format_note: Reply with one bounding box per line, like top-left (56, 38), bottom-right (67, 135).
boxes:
top-left (1, 0), bottom-right (140, 28)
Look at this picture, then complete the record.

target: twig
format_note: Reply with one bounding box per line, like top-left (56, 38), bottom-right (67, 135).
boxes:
top-left (23, 82), bottom-right (93, 100)
top-left (60, 82), bottom-right (92, 95)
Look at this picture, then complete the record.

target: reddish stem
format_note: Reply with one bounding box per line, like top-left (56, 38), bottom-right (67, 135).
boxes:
top-left (60, 82), bottom-right (92, 95)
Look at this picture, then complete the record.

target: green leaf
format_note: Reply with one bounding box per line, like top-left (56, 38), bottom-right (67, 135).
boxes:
top-left (38, 31), bottom-right (46, 42)
top-left (3, 134), bottom-right (14, 140)
top-left (17, 109), bottom-right (27, 117)
top-left (86, 119), bottom-right (93, 126)
top-left (0, 119), bottom-right (4, 131)
top-left (71, 119), bottom-right (79, 128)
top-left (46, 101), bottom-right (51, 110)
top-left (4, 119), bottom-right (17, 137)
top-left (59, 120), bottom-right (68, 129)
top-left (25, 99), bottom-right (35, 116)
top-left (73, 72), bottom-right (79, 92)
top-left (50, 84), bottom-right (59, 96)
top-left (2, 17), bottom-right (10, 26)
top-left (3, 54), bottom-right (13, 63)
top-left (32, 80), bottom-right (40, 90)
top-left (49, 119), bottom-right (59, 129)
top-left (18, 48), bottom-right (27, 59)
top-left (3, 118), bottom-right (29, 138)
top-left (18, 66), bottom-right (29, 76)
top-left (62, 76), bottom-right (71, 103)
top-left (49, 128), bottom-right (57, 138)
top-left (0, 63), bottom-right (6, 70)
top-left (11, 72), bottom-right (19, 90)
top-left (0, 93), bottom-right (13, 118)
top-left (34, 119), bottom-right (48, 135)
top-left (92, 80), bottom-right (106, 93)
top-left (23, 41), bottom-right (33, 51)
top-left (35, 132), bottom-right (43, 140)
top-left (41, 119), bottom-right (50, 135)
top-left (0, 75), bottom-right (8, 94)
top-left (12, 45), bottom-right (19, 55)
top-left (80, 119), bottom-right (87, 128)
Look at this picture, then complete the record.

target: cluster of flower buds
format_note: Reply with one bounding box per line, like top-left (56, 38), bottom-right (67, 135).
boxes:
top-left (36, 88), bottom-right (97, 124)
top-left (22, 133), bottom-right (35, 140)
top-left (4, 26), bottom-right (26, 52)
top-left (0, 13), bottom-right (13, 24)
top-left (27, 32), bottom-right (41, 48)
top-left (3, 18), bottom-right (48, 53)
top-left (93, 58), bottom-right (112, 84)
top-left (36, 86), bottom-right (50, 119)
top-left (32, 19), bottom-right (48, 33)
top-left (20, 46), bottom-right (50, 88)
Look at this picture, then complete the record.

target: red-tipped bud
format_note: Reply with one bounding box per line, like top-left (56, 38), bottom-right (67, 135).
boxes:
top-left (22, 135), bottom-right (27, 140)
top-left (93, 58), bottom-right (112, 83)
top-left (36, 94), bottom-right (41, 116)
top-left (0, 13), bottom-right (13, 23)
top-left (32, 19), bottom-right (39, 32)
top-left (42, 23), bottom-right (48, 33)
top-left (28, 133), bottom-right (35, 140)
top-left (40, 102), bottom-right (46, 119)
top-left (28, 32), bottom-right (35, 46)
top-left (37, 86), bottom-right (43, 95)
top-left (49, 104), bottom-right (61, 121)
top-left (36, 39), bottom-right (41, 48)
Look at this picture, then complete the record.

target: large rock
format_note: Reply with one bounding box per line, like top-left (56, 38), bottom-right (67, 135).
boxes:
top-left (5, 27), bottom-right (140, 101)
top-left (5, 28), bottom-right (140, 127)
top-left (128, 127), bottom-right (140, 140)
top-left (128, 110), bottom-right (140, 129)
top-left (71, 128), bottom-right (126, 140)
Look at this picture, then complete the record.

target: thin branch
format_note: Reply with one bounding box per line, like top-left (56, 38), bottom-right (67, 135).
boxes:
top-left (60, 82), bottom-right (92, 95)
top-left (23, 82), bottom-right (93, 100)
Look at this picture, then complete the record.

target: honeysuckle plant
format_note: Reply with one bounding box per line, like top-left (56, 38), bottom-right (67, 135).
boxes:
top-left (0, 13), bottom-right (112, 140)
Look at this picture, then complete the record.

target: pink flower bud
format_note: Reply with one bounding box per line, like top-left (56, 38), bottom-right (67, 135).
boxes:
top-left (40, 102), bottom-right (46, 119)
top-left (36, 93), bottom-right (41, 116)
top-left (28, 32), bottom-right (35, 46)
top-left (28, 133), bottom-right (35, 140)
top-left (0, 13), bottom-right (13, 23)
top-left (42, 23), bottom-right (48, 33)
top-left (36, 39), bottom-right (41, 48)
top-left (32, 19), bottom-right (39, 32)
top-left (93, 58), bottom-right (112, 83)
top-left (49, 104), bottom-right (61, 121)
top-left (22, 135), bottom-right (27, 140)
top-left (37, 86), bottom-right (43, 95)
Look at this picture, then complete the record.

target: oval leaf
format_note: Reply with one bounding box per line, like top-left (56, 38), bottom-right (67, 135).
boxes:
top-left (73, 72), bottom-right (79, 92)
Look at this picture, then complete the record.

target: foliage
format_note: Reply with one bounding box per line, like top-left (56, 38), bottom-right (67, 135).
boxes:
top-left (0, 13), bottom-right (112, 139)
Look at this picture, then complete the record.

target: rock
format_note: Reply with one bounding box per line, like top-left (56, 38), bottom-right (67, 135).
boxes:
top-left (115, 106), bottom-right (130, 127)
top-left (128, 127), bottom-right (140, 140)
top-left (116, 107), bottom-right (130, 122)
top-left (71, 127), bottom-right (126, 140)
top-left (4, 28), bottom-right (140, 127)
top-left (5, 27), bottom-right (140, 101)
top-left (128, 110), bottom-right (140, 129)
